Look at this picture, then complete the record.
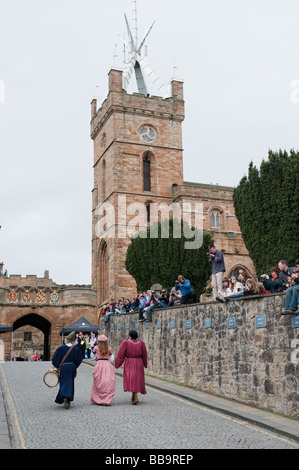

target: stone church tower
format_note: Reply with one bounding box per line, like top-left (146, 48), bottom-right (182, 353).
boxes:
top-left (90, 5), bottom-right (255, 313)
top-left (91, 69), bottom-right (186, 308)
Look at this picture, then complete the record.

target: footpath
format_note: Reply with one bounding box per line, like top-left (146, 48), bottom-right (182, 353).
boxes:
top-left (0, 365), bottom-right (11, 449)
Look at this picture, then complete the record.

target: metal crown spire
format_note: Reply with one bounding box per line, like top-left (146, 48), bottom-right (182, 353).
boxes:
top-left (119, 0), bottom-right (170, 97)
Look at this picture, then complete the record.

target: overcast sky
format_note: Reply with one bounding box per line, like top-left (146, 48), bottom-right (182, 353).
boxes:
top-left (0, 0), bottom-right (298, 285)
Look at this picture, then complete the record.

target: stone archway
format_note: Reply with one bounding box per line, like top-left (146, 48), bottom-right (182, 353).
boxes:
top-left (13, 313), bottom-right (52, 361)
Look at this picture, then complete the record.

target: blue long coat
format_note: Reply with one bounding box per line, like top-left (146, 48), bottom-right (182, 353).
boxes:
top-left (52, 344), bottom-right (83, 404)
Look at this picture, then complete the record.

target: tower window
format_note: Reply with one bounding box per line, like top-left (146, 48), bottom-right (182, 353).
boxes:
top-left (146, 204), bottom-right (150, 223)
top-left (211, 211), bottom-right (220, 228)
top-left (143, 155), bottom-right (151, 191)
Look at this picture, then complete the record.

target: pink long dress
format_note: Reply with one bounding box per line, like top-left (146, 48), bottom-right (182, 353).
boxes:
top-left (90, 346), bottom-right (116, 405)
top-left (115, 339), bottom-right (147, 394)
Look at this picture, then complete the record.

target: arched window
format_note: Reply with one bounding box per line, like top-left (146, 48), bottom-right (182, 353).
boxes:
top-left (99, 240), bottom-right (109, 303)
top-left (211, 211), bottom-right (220, 228)
top-left (101, 159), bottom-right (106, 201)
top-left (143, 152), bottom-right (151, 192)
top-left (146, 204), bottom-right (151, 223)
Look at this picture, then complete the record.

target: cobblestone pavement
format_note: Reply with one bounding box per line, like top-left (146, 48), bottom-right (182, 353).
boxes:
top-left (0, 361), bottom-right (298, 450)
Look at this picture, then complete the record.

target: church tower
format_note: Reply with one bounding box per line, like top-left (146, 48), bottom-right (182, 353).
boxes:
top-left (91, 5), bottom-right (185, 311)
top-left (90, 2), bottom-right (256, 316)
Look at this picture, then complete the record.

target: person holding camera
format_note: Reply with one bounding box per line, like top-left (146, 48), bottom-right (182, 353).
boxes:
top-left (281, 269), bottom-right (299, 315)
top-left (261, 267), bottom-right (282, 293)
top-left (138, 294), bottom-right (148, 322)
top-left (175, 275), bottom-right (196, 304)
top-left (168, 288), bottom-right (182, 306)
top-left (207, 244), bottom-right (226, 300)
top-left (158, 288), bottom-right (170, 308)
top-left (278, 260), bottom-right (293, 291)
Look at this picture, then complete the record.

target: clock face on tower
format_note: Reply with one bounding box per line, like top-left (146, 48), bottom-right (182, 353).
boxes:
top-left (139, 126), bottom-right (156, 143)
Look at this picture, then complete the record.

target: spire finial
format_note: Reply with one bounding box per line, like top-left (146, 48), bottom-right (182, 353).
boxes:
top-left (119, 1), bottom-right (170, 97)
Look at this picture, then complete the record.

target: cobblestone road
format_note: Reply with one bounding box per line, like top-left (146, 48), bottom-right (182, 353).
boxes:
top-left (0, 362), bottom-right (298, 450)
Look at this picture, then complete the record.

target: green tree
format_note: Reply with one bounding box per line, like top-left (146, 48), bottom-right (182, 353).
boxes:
top-left (125, 219), bottom-right (213, 300)
top-left (233, 149), bottom-right (299, 275)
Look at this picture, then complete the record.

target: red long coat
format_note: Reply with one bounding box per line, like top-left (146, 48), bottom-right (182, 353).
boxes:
top-left (115, 339), bottom-right (148, 394)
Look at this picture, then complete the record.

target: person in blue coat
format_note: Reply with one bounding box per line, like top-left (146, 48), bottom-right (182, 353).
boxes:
top-left (175, 275), bottom-right (196, 304)
top-left (52, 331), bottom-right (83, 409)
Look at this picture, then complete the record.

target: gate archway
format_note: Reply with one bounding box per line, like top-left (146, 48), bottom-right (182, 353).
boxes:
top-left (13, 314), bottom-right (52, 361)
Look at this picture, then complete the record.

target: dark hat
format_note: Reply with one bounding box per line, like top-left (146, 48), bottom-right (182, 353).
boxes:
top-left (66, 331), bottom-right (76, 341)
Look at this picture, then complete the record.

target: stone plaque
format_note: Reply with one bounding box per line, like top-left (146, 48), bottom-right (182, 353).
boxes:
top-left (156, 320), bottom-right (161, 329)
top-left (117, 324), bottom-right (121, 330)
top-left (204, 318), bottom-right (212, 329)
top-left (255, 315), bottom-right (267, 328)
top-left (185, 319), bottom-right (192, 329)
top-left (170, 320), bottom-right (175, 329)
top-left (292, 315), bottom-right (299, 328)
top-left (135, 322), bottom-right (139, 330)
top-left (145, 322), bottom-right (149, 329)
top-left (110, 324), bottom-right (114, 330)
top-left (227, 317), bottom-right (236, 329)
top-left (126, 322), bottom-right (130, 330)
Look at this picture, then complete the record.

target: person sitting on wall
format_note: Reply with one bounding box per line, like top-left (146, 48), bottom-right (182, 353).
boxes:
top-left (104, 299), bottom-right (116, 324)
top-left (123, 298), bottom-right (132, 313)
top-left (278, 260), bottom-right (293, 291)
top-left (129, 297), bottom-right (139, 312)
top-left (143, 291), bottom-right (160, 322)
top-left (281, 269), bottom-right (299, 315)
top-left (175, 275), bottom-right (196, 304)
top-left (217, 277), bottom-right (232, 298)
top-left (256, 283), bottom-right (269, 295)
top-left (157, 288), bottom-right (170, 308)
top-left (138, 293), bottom-right (148, 322)
top-left (261, 267), bottom-right (283, 292)
top-left (243, 278), bottom-right (259, 296)
top-left (168, 287), bottom-right (182, 306)
top-left (229, 276), bottom-right (244, 294)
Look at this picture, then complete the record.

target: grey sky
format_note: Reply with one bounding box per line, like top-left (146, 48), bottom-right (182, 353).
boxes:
top-left (0, 0), bottom-right (298, 284)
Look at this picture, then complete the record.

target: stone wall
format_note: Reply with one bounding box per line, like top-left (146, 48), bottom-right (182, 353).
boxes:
top-left (101, 293), bottom-right (299, 418)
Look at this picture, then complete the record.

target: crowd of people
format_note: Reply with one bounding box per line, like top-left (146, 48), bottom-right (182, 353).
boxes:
top-left (102, 274), bottom-right (197, 324)
top-left (101, 246), bottom-right (299, 321)
top-left (215, 258), bottom-right (299, 315)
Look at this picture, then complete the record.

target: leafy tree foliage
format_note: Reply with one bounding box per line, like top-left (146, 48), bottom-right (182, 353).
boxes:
top-left (233, 149), bottom-right (299, 275)
top-left (125, 219), bottom-right (213, 300)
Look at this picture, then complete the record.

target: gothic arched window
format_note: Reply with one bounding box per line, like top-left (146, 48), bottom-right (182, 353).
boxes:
top-left (143, 152), bottom-right (152, 192)
top-left (101, 159), bottom-right (106, 201)
top-left (211, 211), bottom-right (220, 228)
top-left (99, 240), bottom-right (109, 303)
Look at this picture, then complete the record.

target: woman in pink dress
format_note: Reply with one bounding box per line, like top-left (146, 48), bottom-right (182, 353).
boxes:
top-left (90, 335), bottom-right (115, 406)
top-left (115, 330), bottom-right (147, 405)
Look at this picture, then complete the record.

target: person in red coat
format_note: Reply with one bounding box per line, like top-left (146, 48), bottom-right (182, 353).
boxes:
top-left (115, 330), bottom-right (147, 405)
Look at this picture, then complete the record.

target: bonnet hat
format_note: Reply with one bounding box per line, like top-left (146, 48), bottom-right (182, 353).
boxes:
top-left (98, 334), bottom-right (108, 342)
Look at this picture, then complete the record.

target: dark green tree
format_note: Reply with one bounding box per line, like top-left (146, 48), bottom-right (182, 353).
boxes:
top-left (125, 219), bottom-right (213, 300)
top-left (233, 149), bottom-right (299, 275)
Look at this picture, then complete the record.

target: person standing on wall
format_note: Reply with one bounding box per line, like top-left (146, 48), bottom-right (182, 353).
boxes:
top-left (115, 330), bottom-right (147, 405)
top-left (208, 244), bottom-right (226, 300)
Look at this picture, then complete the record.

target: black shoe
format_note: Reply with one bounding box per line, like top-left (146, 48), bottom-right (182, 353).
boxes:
top-left (281, 309), bottom-right (296, 315)
top-left (63, 398), bottom-right (70, 409)
top-left (216, 295), bottom-right (226, 303)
